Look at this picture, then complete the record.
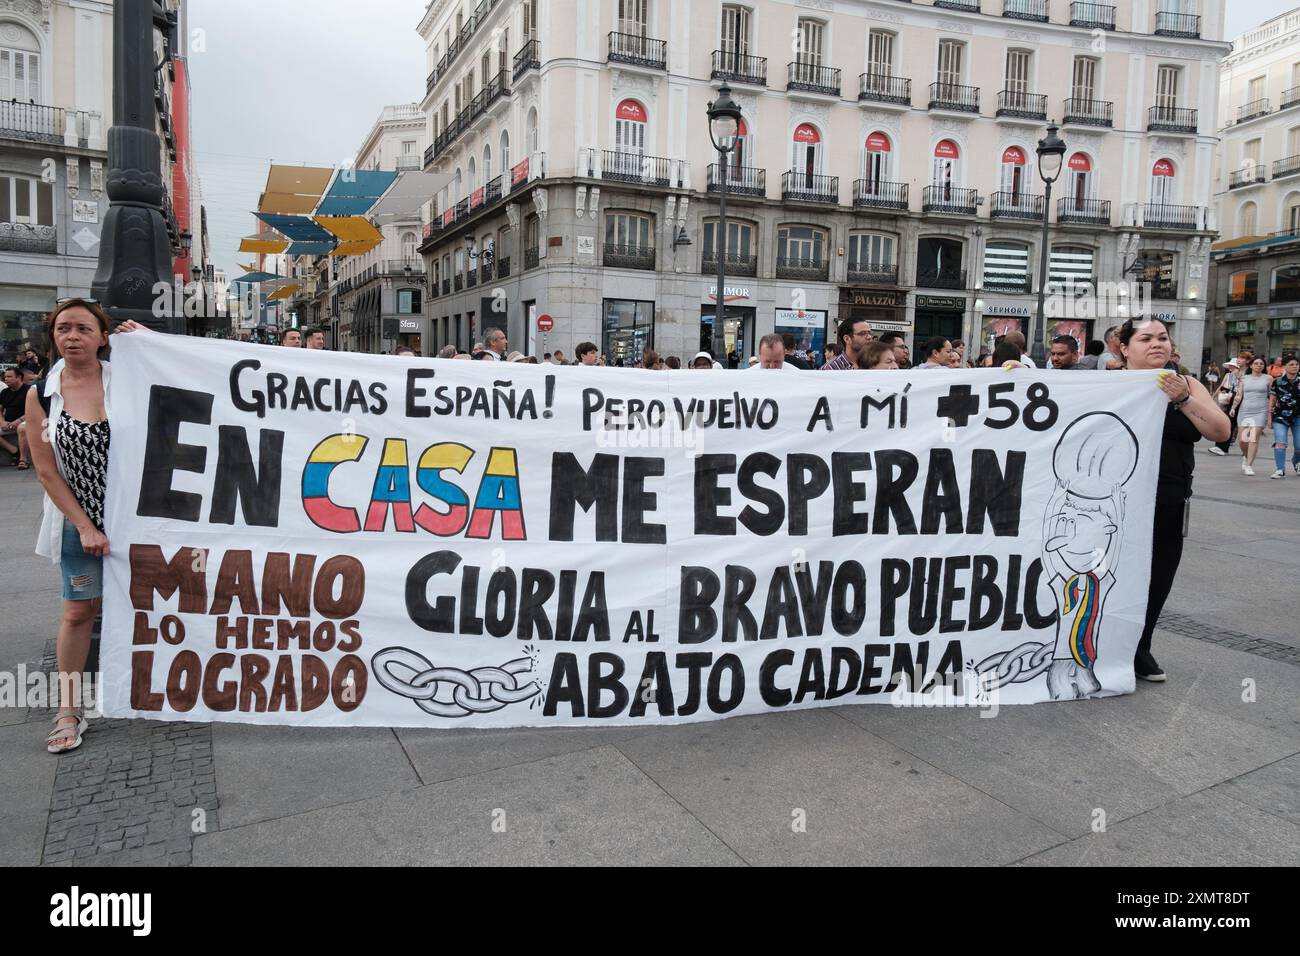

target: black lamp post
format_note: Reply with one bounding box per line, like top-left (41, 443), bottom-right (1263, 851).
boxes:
top-left (91, 0), bottom-right (180, 332)
top-left (707, 84), bottom-right (741, 362)
top-left (1032, 121), bottom-right (1066, 364)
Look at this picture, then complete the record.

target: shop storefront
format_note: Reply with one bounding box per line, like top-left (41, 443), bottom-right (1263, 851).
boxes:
top-left (1224, 319), bottom-right (1254, 358)
top-left (914, 294), bottom-right (964, 342)
top-left (1270, 317), bottom-right (1300, 357)
top-left (840, 287), bottom-right (908, 339)
top-left (0, 285), bottom-right (55, 366)
top-left (980, 301), bottom-right (1029, 352)
top-left (701, 283), bottom-right (755, 365)
top-left (398, 318), bottom-right (422, 354)
top-left (774, 308), bottom-right (828, 362)
top-left (605, 298), bottom-right (655, 365)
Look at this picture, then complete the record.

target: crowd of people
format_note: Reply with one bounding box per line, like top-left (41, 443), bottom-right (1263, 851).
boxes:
top-left (1204, 351), bottom-right (1300, 479)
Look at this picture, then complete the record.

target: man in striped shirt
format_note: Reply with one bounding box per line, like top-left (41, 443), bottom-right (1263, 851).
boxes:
top-left (820, 317), bottom-right (872, 370)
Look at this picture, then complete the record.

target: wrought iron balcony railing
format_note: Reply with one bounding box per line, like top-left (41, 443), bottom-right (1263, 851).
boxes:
top-left (781, 171), bottom-right (838, 203)
top-left (0, 101), bottom-right (99, 147)
top-left (787, 61), bottom-right (840, 96)
top-left (524, 247), bottom-right (540, 270)
top-left (1154, 11), bottom-right (1200, 38)
top-left (916, 268), bottom-right (967, 290)
top-left (1283, 86), bottom-right (1300, 110)
top-left (1274, 154), bottom-right (1300, 178)
top-left (608, 32), bottom-right (666, 69)
top-left (1229, 165), bottom-right (1267, 189)
top-left (1147, 105), bottom-right (1198, 133)
top-left (997, 89), bottom-right (1047, 120)
top-left (935, 0), bottom-right (980, 10)
top-left (990, 191), bottom-right (1044, 220)
top-left (858, 72), bottom-right (911, 106)
top-left (1003, 0), bottom-right (1048, 21)
top-left (846, 263), bottom-right (899, 285)
top-left (701, 252), bottom-right (758, 277)
top-left (1227, 291), bottom-right (1257, 307)
top-left (1070, 2), bottom-right (1115, 30)
top-left (603, 242), bottom-right (656, 270)
top-left (982, 274), bottom-right (1032, 294)
top-left (1143, 203), bottom-right (1200, 230)
top-left (1238, 98), bottom-right (1271, 123)
top-left (513, 39), bottom-right (540, 80)
top-left (1062, 97), bottom-right (1113, 126)
top-left (0, 221), bottom-right (56, 254)
top-left (929, 81), bottom-right (980, 113)
top-left (922, 185), bottom-right (978, 215)
top-left (600, 149), bottom-right (674, 186)
top-left (852, 179), bottom-right (909, 210)
top-left (1056, 197), bottom-right (1111, 225)
top-left (775, 256), bottom-right (829, 281)
top-left (707, 163), bottom-right (766, 197)
top-left (496, 255), bottom-right (510, 278)
top-left (711, 50), bottom-right (767, 85)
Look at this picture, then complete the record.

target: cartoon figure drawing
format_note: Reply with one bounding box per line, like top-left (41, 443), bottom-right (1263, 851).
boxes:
top-left (1040, 412), bottom-right (1140, 700)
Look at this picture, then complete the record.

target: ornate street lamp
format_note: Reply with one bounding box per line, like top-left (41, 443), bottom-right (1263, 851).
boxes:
top-left (1033, 121), bottom-right (1066, 363)
top-left (707, 84), bottom-right (741, 362)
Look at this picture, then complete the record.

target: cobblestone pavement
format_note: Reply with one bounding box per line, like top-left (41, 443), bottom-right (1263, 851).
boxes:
top-left (3, 448), bottom-right (1298, 867)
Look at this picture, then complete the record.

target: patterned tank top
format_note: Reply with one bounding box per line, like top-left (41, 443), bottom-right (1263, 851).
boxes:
top-left (56, 412), bottom-right (110, 531)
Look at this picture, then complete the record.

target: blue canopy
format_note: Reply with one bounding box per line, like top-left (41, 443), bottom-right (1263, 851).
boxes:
top-left (285, 240), bottom-right (337, 256)
top-left (315, 169), bottom-right (399, 216)
top-left (231, 271), bottom-right (281, 284)
top-left (253, 213), bottom-right (334, 242)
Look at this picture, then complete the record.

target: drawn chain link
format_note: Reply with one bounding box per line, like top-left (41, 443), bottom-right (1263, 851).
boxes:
top-left (372, 647), bottom-right (540, 718)
top-left (973, 642), bottom-right (1055, 689)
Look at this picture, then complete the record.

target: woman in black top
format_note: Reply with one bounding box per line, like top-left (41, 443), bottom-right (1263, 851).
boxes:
top-left (1120, 319), bottom-right (1230, 681)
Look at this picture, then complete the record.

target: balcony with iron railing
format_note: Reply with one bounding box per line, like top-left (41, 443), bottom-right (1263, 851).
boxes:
top-left (787, 61), bottom-right (840, 96)
top-left (1283, 86), bottom-right (1300, 110)
top-left (0, 222), bottom-right (57, 254)
top-left (1062, 97), bottom-right (1113, 127)
top-left (496, 255), bottom-right (510, 278)
top-left (711, 50), bottom-right (767, 86)
top-left (853, 179), bottom-right (909, 211)
top-left (598, 150), bottom-right (675, 186)
top-left (1154, 11), bottom-right (1200, 38)
top-left (513, 38), bottom-right (540, 80)
top-left (479, 261), bottom-right (493, 283)
top-left (775, 256), bottom-right (829, 281)
top-left (1143, 203), bottom-right (1200, 230)
top-left (454, 273), bottom-right (464, 291)
top-left (1227, 290), bottom-right (1258, 307)
top-left (929, 82), bottom-right (980, 113)
top-left (1238, 98), bottom-right (1271, 123)
top-left (1229, 165), bottom-right (1267, 189)
top-left (1147, 105), bottom-right (1197, 133)
top-left (1272, 284), bottom-right (1300, 302)
top-left (382, 259), bottom-right (424, 276)
top-left (781, 171), bottom-right (838, 203)
top-left (1056, 197), bottom-right (1111, 225)
top-left (442, 278), bottom-right (451, 296)
top-left (395, 154), bottom-right (422, 171)
top-left (922, 185), bottom-right (978, 215)
top-left (701, 252), bottom-right (758, 278)
top-left (1274, 155), bottom-right (1300, 178)
top-left (608, 32), bottom-right (666, 69)
top-left (916, 268), bottom-right (968, 290)
top-left (935, 0), bottom-right (980, 10)
top-left (982, 273), bottom-right (1032, 294)
top-left (604, 242), bottom-right (656, 270)
top-left (1070, 2), bottom-right (1115, 30)
top-left (707, 163), bottom-right (766, 197)
top-left (1003, 0), bottom-right (1048, 21)
top-left (467, 265), bottom-right (478, 287)
top-left (0, 101), bottom-right (101, 148)
top-left (1148, 281), bottom-right (1178, 300)
top-left (990, 191), bottom-right (1044, 220)
top-left (997, 90), bottom-right (1047, 121)
top-left (524, 246), bottom-right (540, 270)
top-left (423, 144), bottom-right (436, 168)
top-left (858, 72), bottom-right (911, 106)
top-left (846, 263), bottom-right (899, 286)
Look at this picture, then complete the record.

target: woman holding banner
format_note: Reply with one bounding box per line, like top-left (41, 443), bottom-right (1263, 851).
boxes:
top-left (1120, 318), bottom-right (1230, 682)
top-left (25, 300), bottom-right (144, 753)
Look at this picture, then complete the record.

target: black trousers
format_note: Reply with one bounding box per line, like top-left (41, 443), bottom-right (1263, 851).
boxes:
top-left (1216, 409), bottom-right (1237, 453)
top-left (1138, 492), bottom-right (1186, 657)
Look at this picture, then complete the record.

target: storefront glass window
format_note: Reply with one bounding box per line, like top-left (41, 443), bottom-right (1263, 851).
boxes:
top-left (603, 298), bottom-right (654, 365)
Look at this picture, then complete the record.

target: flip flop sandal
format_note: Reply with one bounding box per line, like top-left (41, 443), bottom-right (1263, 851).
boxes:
top-left (46, 713), bottom-right (86, 754)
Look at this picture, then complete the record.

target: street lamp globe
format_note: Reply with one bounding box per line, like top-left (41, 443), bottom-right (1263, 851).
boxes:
top-left (1036, 122), bottom-right (1066, 185)
top-left (707, 84), bottom-right (741, 153)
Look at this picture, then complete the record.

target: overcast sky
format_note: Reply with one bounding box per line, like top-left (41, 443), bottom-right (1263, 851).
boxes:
top-left (187, 0), bottom-right (1290, 282)
top-left (188, 0), bottom-right (428, 282)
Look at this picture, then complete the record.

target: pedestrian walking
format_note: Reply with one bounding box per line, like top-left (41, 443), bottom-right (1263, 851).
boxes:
top-left (1231, 357), bottom-right (1270, 475)
top-left (1269, 355), bottom-right (1300, 478)
top-left (25, 300), bottom-right (146, 752)
top-left (1209, 359), bottom-right (1241, 456)
top-left (1204, 361), bottom-right (1221, 391)
top-left (1120, 318), bottom-right (1230, 681)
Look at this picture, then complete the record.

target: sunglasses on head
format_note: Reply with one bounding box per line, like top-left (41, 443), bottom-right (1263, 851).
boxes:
top-left (55, 297), bottom-right (100, 306)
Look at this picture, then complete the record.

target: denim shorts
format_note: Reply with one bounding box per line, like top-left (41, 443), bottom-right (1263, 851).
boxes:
top-left (60, 521), bottom-right (103, 601)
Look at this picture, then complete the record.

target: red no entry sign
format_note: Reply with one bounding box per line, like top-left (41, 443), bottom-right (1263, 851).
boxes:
top-left (537, 313), bottom-right (554, 331)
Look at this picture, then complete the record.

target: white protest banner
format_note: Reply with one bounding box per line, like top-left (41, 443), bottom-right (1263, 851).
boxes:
top-left (101, 333), bottom-right (1166, 727)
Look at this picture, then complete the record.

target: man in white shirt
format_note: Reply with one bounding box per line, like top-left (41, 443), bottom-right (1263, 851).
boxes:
top-left (485, 328), bottom-right (508, 360)
top-left (1003, 330), bottom-right (1037, 367)
top-left (747, 333), bottom-right (797, 370)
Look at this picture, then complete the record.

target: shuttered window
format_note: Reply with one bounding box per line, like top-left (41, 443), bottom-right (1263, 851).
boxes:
top-left (982, 242), bottom-right (1030, 292)
top-left (1049, 246), bottom-right (1095, 291)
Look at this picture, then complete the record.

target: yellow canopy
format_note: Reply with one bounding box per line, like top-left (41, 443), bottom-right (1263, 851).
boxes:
top-left (266, 284), bottom-right (301, 302)
top-left (239, 236), bottom-right (289, 254)
top-left (330, 239), bottom-right (383, 257)
top-left (257, 165), bottom-right (334, 214)
top-left (313, 215), bottom-right (382, 241)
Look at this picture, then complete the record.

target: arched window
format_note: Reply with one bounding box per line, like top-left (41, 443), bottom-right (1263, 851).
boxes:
top-left (482, 144), bottom-right (492, 186)
top-left (0, 23), bottom-right (41, 101)
top-left (1049, 245), bottom-right (1096, 294)
top-left (863, 131), bottom-right (892, 187)
top-left (982, 241), bottom-right (1030, 293)
top-left (402, 231), bottom-right (418, 262)
top-left (500, 129), bottom-right (511, 176)
top-left (1066, 151), bottom-right (1093, 209)
top-left (1239, 201), bottom-right (1258, 237)
top-left (932, 139), bottom-right (960, 194)
top-left (467, 157), bottom-right (477, 193)
top-left (1000, 145), bottom-right (1027, 200)
top-left (526, 107), bottom-right (539, 154)
top-left (1149, 157), bottom-right (1176, 204)
top-left (1228, 270), bottom-right (1259, 306)
top-left (730, 117), bottom-right (751, 172)
top-left (1274, 264), bottom-right (1300, 301)
top-left (614, 98), bottom-right (646, 167)
top-left (453, 167), bottom-right (462, 201)
top-left (791, 123), bottom-right (822, 185)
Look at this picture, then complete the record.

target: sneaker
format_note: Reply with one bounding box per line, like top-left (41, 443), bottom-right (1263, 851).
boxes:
top-left (1294, 461), bottom-right (1300, 475)
top-left (1245, 465), bottom-right (1256, 476)
top-left (1272, 470), bottom-right (1285, 479)
top-left (1208, 447), bottom-right (1227, 456)
top-left (1134, 649), bottom-right (1166, 683)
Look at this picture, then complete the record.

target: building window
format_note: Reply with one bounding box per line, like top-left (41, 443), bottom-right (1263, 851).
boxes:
top-left (522, 0), bottom-right (538, 39)
top-left (721, 4), bottom-right (751, 56)
top-left (618, 0), bottom-right (648, 35)
top-left (1066, 151), bottom-right (1093, 205)
top-left (917, 236), bottom-right (964, 287)
top-left (982, 242), bottom-right (1030, 293)
top-left (402, 231), bottom-right (417, 260)
top-left (1072, 56), bottom-right (1098, 100)
top-left (1000, 146), bottom-right (1028, 198)
top-left (777, 225), bottom-right (825, 264)
top-left (848, 233), bottom-right (895, 268)
top-left (1239, 202), bottom-right (1258, 236)
top-left (397, 289), bottom-right (422, 314)
top-left (932, 138), bottom-right (960, 189)
top-left (1274, 265), bottom-right (1300, 300)
top-left (1136, 250), bottom-right (1176, 297)
top-left (1247, 75), bottom-right (1266, 103)
top-left (603, 298), bottom-right (654, 364)
top-left (795, 18), bottom-right (824, 67)
top-left (1228, 271), bottom-right (1258, 306)
top-left (937, 39), bottom-right (964, 88)
top-left (604, 212), bottom-right (654, 268)
top-left (526, 107), bottom-right (539, 155)
top-left (0, 175), bottom-right (54, 225)
top-left (728, 117), bottom-right (752, 172)
top-left (1149, 157), bottom-right (1176, 204)
top-left (500, 130), bottom-right (511, 172)
top-left (0, 41), bottom-right (40, 101)
top-left (703, 219), bottom-right (754, 259)
top-left (863, 131), bottom-right (892, 184)
top-left (1005, 49), bottom-right (1031, 95)
top-left (1155, 65), bottom-right (1180, 110)
top-left (791, 123), bottom-right (822, 183)
top-left (1048, 245), bottom-right (1095, 293)
top-left (614, 98), bottom-right (648, 168)
top-left (868, 30), bottom-right (894, 76)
